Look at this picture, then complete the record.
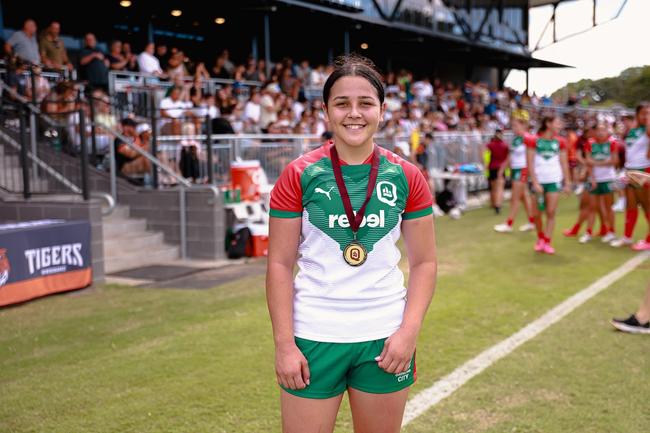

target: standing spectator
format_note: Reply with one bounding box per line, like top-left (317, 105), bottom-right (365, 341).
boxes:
top-left (107, 40), bottom-right (129, 71)
top-left (39, 21), bottom-right (72, 72)
top-left (243, 57), bottom-right (264, 82)
top-left (4, 19), bottom-right (40, 65)
top-left (486, 128), bottom-right (508, 214)
top-left (220, 49), bottom-right (235, 76)
top-left (211, 55), bottom-right (232, 79)
top-left (259, 84), bottom-right (280, 132)
top-left (79, 33), bottom-right (109, 90)
top-left (155, 44), bottom-right (169, 69)
top-left (121, 42), bottom-right (138, 72)
top-left (137, 42), bottom-right (165, 77)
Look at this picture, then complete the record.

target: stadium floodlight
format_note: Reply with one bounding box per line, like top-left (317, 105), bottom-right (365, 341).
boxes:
top-left (215, 17), bottom-right (226, 25)
top-left (171, 9), bottom-right (182, 17)
top-left (360, 43), bottom-right (368, 50)
top-left (119, 0), bottom-right (131, 7)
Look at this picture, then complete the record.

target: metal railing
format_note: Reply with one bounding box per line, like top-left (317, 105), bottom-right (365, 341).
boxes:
top-left (108, 70), bottom-right (263, 118)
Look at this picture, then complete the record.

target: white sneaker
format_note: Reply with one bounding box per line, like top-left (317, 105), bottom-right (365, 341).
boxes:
top-left (601, 232), bottom-right (617, 243)
top-left (610, 237), bottom-right (633, 247)
top-left (579, 233), bottom-right (592, 243)
top-left (494, 223), bottom-right (513, 233)
top-left (518, 222), bottom-right (535, 232)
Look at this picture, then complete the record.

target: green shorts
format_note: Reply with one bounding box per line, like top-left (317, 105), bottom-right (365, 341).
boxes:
top-left (511, 168), bottom-right (528, 182)
top-left (590, 181), bottom-right (614, 195)
top-left (541, 182), bottom-right (562, 193)
top-left (281, 337), bottom-right (416, 399)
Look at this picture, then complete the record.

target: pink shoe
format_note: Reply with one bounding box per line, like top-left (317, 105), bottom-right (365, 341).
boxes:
top-left (631, 240), bottom-right (650, 251)
top-left (562, 228), bottom-right (578, 237)
top-left (534, 239), bottom-right (545, 252)
top-left (543, 243), bottom-right (556, 255)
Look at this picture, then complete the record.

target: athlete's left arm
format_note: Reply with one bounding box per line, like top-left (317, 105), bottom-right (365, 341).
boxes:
top-left (376, 215), bottom-right (436, 374)
top-left (559, 138), bottom-right (572, 192)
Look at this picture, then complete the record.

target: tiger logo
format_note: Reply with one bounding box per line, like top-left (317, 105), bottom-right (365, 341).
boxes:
top-left (0, 248), bottom-right (10, 287)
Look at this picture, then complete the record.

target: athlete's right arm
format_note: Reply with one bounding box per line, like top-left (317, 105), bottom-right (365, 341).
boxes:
top-left (266, 216), bottom-right (310, 390)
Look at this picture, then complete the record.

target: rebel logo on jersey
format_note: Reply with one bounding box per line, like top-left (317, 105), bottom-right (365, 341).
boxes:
top-left (536, 138), bottom-right (560, 160)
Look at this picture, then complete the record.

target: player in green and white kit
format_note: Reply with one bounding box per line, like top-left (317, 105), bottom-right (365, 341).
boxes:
top-left (494, 117), bottom-right (536, 233)
top-left (584, 123), bottom-right (619, 244)
top-left (526, 115), bottom-right (571, 254)
top-left (266, 55), bottom-right (436, 433)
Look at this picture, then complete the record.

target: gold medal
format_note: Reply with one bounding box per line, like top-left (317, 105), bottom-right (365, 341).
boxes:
top-left (343, 241), bottom-right (368, 266)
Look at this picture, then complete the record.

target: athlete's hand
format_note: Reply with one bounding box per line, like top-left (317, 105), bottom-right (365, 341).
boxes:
top-left (532, 181), bottom-right (543, 194)
top-left (375, 327), bottom-right (417, 374)
top-left (564, 183), bottom-right (573, 194)
top-left (275, 342), bottom-right (310, 390)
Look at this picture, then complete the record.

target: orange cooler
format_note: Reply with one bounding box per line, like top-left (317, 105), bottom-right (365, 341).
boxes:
top-left (231, 160), bottom-right (262, 201)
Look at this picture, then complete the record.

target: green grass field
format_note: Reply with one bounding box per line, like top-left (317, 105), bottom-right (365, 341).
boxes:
top-left (1, 198), bottom-right (649, 433)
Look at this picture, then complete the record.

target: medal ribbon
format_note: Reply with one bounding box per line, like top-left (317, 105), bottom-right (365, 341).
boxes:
top-left (330, 145), bottom-right (380, 237)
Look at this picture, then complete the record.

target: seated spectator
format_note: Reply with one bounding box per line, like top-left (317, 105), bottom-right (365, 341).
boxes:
top-left (137, 42), bottom-right (165, 77)
top-left (159, 86), bottom-right (193, 135)
top-left (5, 19), bottom-right (40, 65)
top-left (39, 21), bottom-right (72, 72)
top-left (107, 40), bottom-right (129, 71)
top-left (114, 118), bottom-right (151, 180)
top-left (79, 33), bottom-right (109, 90)
top-left (243, 90), bottom-right (261, 125)
top-left (4, 58), bottom-right (29, 99)
top-left (92, 89), bottom-right (117, 156)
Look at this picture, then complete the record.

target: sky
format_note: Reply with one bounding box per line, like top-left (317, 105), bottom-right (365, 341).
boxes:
top-left (504, 0), bottom-right (650, 97)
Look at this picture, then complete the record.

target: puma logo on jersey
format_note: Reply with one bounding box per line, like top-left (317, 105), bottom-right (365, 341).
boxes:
top-left (315, 186), bottom-right (335, 200)
top-left (328, 210), bottom-right (385, 228)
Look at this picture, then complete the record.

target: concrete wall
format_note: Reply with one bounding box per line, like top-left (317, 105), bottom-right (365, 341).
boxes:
top-left (0, 198), bottom-right (105, 283)
top-left (118, 188), bottom-right (226, 260)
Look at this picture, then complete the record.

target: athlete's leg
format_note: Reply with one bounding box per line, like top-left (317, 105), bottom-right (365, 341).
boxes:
top-left (348, 387), bottom-right (410, 433)
top-left (544, 192), bottom-right (561, 242)
top-left (635, 281), bottom-right (650, 323)
top-left (281, 390), bottom-right (343, 433)
top-left (601, 193), bottom-right (615, 234)
top-left (522, 184), bottom-right (534, 221)
top-left (565, 191), bottom-right (590, 235)
top-left (635, 186), bottom-right (650, 241)
top-left (624, 186), bottom-right (639, 239)
top-left (585, 193), bottom-right (597, 234)
top-left (506, 180), bottom-right (523, 224)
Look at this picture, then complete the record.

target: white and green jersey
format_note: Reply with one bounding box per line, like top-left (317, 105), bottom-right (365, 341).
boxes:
top-left (624, 126), bottom-right (650, 170)
top-left (586, 138), bottom-right (618, 182)
top-left (270, 142), bottom-right (433, 343)
top-left (527, 135), bottom-right (566, 184)
top-left (510, 133), bottom-right (536, 170)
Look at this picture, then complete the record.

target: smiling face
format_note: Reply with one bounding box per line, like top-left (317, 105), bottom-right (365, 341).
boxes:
top-left (323, 76), bottom-right (385, 151)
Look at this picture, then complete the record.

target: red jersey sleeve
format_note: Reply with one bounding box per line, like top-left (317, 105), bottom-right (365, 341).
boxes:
top-left (583, 139), bottom-right (593, 154)
top-left (609, 137), bottom-right (619, 152)
top-left (557, 136), bottom-right (567, 150)
top-left (402, 161), bottom-right (434, 220)
top-left (269, 162), bottom-right (303, 218)
top-left (524, 134), bottom-right (537, 149)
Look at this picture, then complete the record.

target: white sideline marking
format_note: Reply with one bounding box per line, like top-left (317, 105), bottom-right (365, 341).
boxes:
top-left (403, 251), bottom-right (649, 426)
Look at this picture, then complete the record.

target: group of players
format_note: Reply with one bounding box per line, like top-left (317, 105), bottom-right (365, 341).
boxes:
top-left (493, 103), bottom-right (650, 254)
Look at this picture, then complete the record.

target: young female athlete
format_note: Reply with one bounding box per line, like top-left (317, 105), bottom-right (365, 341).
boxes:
top-left (610, 102), bottom-right (650, 250)
top-left (494, 117), bottom-right (535, 233)
top-left (584, 123), bottom-right (619, 243)
top-left (266, 55), bottom-right (437, 433)
top-left (527, 115), bottom-right (571, 254)
top-left (562, 124), bottom-right (603, 243)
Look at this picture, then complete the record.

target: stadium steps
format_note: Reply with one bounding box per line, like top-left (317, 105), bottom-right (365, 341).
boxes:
top-left (102, 205), bottom-right (180, 273)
